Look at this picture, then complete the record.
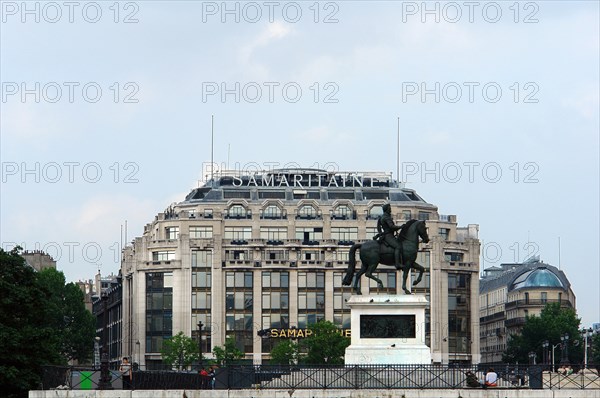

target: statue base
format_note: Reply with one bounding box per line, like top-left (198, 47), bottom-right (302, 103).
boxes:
top-left (344, 294), bottom-right (432, 365)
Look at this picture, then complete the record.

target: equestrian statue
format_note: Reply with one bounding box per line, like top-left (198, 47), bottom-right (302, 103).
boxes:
top-left (342, 203), bottom-right (430, 295)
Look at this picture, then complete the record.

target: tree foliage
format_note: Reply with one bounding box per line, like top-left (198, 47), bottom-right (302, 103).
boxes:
top-left (37, 268), bottom-right (95, 362)
top-left (212, 336), bottom-right (244, 366)
top-left (0, 247), bottom-right (95, 398)
top-left (270, 339), bottom-right (300, 365)
top-left (299, 320), bottom-right (350, 365)
top-left (161, 331), bottom-right (200, 370)
top-left (503, 303), bottom-right (582, 364)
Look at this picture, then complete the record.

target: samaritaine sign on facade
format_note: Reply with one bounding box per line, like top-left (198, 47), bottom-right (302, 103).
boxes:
top-left (213, 170), bottom-right (394, 189)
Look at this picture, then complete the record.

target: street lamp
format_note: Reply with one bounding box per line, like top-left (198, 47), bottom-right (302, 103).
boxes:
top-left (528, 351), bottom-right (537, 365)
top-left (581, 328), bottom-right (593, 370)
top-left (135, 340), bottom-right (141, 369)
top-left (560, 333), bottom-right (569, 365)
top-left (98, 292), bottom-right (113, 390)
top-left (198, 321), bottom-right (204, 370)
top-left (94, 337), bottom-right (101, 370)
top-left (542, 340), bottom-right (549, 367)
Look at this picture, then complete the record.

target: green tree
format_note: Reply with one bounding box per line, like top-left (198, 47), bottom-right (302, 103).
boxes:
top-left (591, 333), bottom-right (600, 371)
top-left (300, 320), bottom-right (350, 365)
top-left (212, 336), bottom-right (244, 366)
top-left (161, 331), bottom-right (200, 370)
top-left (270, 339), bottom-right (300, 365)
top-left (0, 247), bottom-right (62, 398)
top-left (37, 268), bottom-right (95, 363)
top-left (503, 303), bottom-right (582, 365)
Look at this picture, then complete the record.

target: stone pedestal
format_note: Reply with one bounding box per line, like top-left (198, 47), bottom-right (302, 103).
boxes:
top-left (344, 294), bottom-right (431, 365)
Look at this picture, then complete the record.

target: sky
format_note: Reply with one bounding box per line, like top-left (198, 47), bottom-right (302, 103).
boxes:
top-left (1, 1), bottom-right (598, 327)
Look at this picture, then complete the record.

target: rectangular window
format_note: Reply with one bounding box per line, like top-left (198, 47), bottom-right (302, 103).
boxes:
top-left (152, 251), bottom-right (175, 261)
top-left (541, 292), bottom-right (547, 303)
top-left (190, 226), bottom-right (213, 239)
top-left (445, 252), bottom-right (464, 262)
top-left (418, 212), bottom-right (430, 221)
top-left (264, 250), bottom-right (288, 261)
top-left (166, 227), bottom-right (179, 240)
top-left (402, 210), bottom-right (411, 220)
top-left (260, 227), bottom-right (288, 240)
top-left (331, 227), bottom-right (358, 241)
top-left (333, 250), bottom-right (350, 262)
top-left (224, 227), bottom-right (252, 240)
top-left (439, 228), bottom-right (450, 240)
top-left (295, 227), bottom-right (323, 241)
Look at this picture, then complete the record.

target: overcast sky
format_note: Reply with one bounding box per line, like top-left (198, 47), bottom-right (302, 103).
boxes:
top-left (1, 1), bottom-right (598, 327)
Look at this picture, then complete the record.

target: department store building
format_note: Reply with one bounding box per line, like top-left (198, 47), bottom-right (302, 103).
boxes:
top-left (120, 169), bottom-right (481, 367)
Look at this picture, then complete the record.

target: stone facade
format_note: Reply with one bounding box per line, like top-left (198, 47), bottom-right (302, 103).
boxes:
top-left (119, 169), bottom-right (481, 366)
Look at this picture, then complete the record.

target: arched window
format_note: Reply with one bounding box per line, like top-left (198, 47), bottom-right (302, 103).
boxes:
top-left (263, 205), bottom-right (283, 219)
top-left (332, 205), bottom-right (352, 219)
top-left (298, 205), bottom-right (317, 219)
top-left (228, 205), bottom-right (248, 218)
top-left (368, 206), bottom-right (383, 219)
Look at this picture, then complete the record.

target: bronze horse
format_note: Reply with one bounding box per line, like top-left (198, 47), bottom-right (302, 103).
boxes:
top-left (342, 220), bottom-right (429, 294)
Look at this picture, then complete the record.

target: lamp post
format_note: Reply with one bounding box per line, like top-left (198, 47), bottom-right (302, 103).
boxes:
top-left (135, 340), bottom-right (141, 369)
top-left (542, 340), bottom-right (549, 368)
top-left (98, 292), bottom-right (113, 390)
top-left (94, 337), bottom-right (101, 370)
top-left (582, 327), bottom-right (593, 369)
top-left (560, 333), bottom-right (569, 365)
top-left (528, 351), bottom-right (537, 365)
top-left (198, 321), bottom-right (204, 370)
top-left (551, 342), bottom-right (561, 373)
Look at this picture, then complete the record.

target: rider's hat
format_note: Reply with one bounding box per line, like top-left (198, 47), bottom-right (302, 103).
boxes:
top-left (382, 203), bottom-right (391, 212)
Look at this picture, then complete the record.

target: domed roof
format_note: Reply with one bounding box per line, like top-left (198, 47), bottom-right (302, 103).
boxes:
top-left (510, 267), bottom-right (564, 290)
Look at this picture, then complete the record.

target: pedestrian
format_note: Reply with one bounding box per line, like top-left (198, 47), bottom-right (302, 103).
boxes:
top-left (484, 368), bottom-right (498, 388)
top-left (200, 368), bottom-right (209, 389)
top-left (209, 367), bottom-right (216, 389)
top-left (120, 357), bottom-right (132, 390)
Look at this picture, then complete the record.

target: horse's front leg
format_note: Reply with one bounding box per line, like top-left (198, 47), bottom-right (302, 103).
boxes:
top-left (412, 262), bottom-right (424, 286)
top-left (401, 267), bottom-right (411, 294)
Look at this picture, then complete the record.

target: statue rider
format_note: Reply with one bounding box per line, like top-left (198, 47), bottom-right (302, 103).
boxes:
top-left (377, 203), bottom-right (403, 270)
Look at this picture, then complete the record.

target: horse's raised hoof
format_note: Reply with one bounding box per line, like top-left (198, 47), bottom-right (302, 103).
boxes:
top-left (377, 282), bottom-right (384, 289)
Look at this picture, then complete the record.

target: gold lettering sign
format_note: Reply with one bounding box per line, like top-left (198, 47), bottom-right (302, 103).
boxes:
top-left (267, 328), bottom-right (350, 338)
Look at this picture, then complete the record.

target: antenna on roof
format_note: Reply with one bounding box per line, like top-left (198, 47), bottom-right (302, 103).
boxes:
top-left (558, 236), bottom-right (561, 270)
top-left (396, 116), bottom-right (400, 187)
top-left (211, 115), bottom-right (214, 186)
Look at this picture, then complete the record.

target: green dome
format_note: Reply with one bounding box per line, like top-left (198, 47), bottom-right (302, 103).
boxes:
top-left (511, 267), bottom-right (564, 290)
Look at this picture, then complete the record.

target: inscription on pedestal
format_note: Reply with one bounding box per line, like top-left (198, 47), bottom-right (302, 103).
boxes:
top-left (360, 315), bottom-right (416, 338)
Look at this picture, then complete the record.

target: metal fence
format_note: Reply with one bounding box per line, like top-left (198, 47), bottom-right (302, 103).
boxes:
top-left (40, 363), bottom-right (600, 391)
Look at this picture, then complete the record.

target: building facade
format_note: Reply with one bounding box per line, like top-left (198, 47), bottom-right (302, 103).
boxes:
top-left (120, 169), bottom-right (481, 367)
top-left (21, 250), bottom-right (56, 271)
top-left (479, 257), bottom-right (576, 364)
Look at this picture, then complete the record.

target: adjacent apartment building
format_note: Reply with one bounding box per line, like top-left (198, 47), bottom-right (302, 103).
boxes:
top-left (479, 257), bottom-right (576, 364)
top-left (120, 168), bottom-right (481, 367)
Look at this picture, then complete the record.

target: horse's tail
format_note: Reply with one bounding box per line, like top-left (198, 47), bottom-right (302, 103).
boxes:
top-left (342, 243), bottom-right (362, 286)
